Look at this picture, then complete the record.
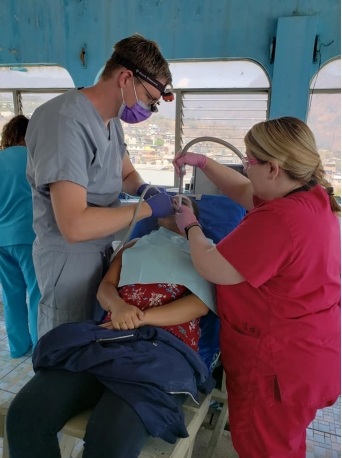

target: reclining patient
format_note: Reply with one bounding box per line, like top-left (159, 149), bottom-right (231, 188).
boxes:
top-left (7, 196), bottom-right (216, 458)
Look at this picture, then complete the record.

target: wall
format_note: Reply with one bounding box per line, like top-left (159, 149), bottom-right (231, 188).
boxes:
top-left (0, 0), bottom-right (340, 119)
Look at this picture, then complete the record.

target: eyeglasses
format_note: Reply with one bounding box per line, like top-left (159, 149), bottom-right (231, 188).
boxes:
top-left (241, 156), bottom-right (263, 171)
top-left (112, 53), bottom-right (174, 103)
top-left (136, 77), bottom-right (160, 113)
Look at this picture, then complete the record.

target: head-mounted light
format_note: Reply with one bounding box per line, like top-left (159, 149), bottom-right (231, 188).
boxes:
top-left (112, 53), bottom-right (174, 102)
top-left (162, 87), bottom-right (174, 102)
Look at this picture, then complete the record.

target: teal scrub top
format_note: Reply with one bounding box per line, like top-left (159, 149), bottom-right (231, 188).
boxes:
top-left (0, 145), bottom-right (35, 246)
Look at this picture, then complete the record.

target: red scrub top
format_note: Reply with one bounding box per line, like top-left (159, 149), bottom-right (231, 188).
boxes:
top-left (216, 185), bottom-right (340, 408)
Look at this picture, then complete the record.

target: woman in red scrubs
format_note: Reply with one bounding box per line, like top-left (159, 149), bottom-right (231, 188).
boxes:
top-left (173, 116), bottom-right (341, 458)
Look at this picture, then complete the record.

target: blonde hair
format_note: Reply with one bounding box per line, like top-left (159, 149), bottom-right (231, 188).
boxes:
top-left (0, 114), bottom-right (29, 149)
top-left (101, 34), bottom-right (172, 85)
top-left (244, 116), bottom-right (340, 212)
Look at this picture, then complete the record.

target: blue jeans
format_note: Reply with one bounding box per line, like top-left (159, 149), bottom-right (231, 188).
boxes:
top-left (7, 369), bottom-right (150, 458)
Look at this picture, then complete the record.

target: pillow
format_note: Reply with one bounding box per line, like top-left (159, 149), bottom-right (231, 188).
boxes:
top-left (194, 194), bottom-right (246, 243)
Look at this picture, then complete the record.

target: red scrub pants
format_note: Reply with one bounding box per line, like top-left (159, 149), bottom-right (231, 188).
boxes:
top-left (228, 394), bottom-right (318, 458)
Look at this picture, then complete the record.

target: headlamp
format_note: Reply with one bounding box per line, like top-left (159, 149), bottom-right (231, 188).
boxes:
top-left (112, 53), bottom-right (174, 102)
top-left (162, 88), bottom-right (174, 102)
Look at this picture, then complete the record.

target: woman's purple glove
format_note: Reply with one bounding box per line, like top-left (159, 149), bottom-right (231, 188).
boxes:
top-left (136, 183), bottom-right (167, 200)
top-left (173, 152), bottom-right (207, 176)
top-left (145, 193), bottom-right (174, 218)
top-left (175, 205), bottom-right (199, 233)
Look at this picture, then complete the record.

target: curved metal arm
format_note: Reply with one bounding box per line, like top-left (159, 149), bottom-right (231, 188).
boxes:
top-left (178, 136), bottom-right (244, 194)
top-left (181, 136), bottom-right (244, 160)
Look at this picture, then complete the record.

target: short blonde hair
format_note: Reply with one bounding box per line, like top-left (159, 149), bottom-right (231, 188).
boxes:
top-left (244, 117), bottom-right (340, 212)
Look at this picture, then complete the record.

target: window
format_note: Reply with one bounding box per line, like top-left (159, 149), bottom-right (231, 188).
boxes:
top-left (121, 60), bottom-right (270, 187)
top-left (123, 101), bottom-right (177, 187)
top-left (307, 58), bottom-right (341, 197)
top-left (0, 61), bottom-right (271, 188)
top-left (0, 65), bottom-right (74, 136)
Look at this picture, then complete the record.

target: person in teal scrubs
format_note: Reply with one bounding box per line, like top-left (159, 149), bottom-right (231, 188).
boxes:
top-left (0, 114), bottom-right (40, 358)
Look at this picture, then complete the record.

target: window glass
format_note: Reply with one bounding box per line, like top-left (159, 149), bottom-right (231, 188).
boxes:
top-left (169, 60), bottom-right (270, 89)
top-left (0, 62), bottom-right (270, 188)
top-left (0, 92), bottom-right (15, 134)
top-left (180, 91), bottom-right (268, 159)
top-left (308, 59), bottom-right (341, 198)
top-left (309, 58), bottom-right (341, 90)
top-left (0, 65), bottom-right (74, 148)
top-left (122, 60), bottom-right (269, 187)
top-left (0, 66), bottom-right (74, 144)
top-left (21, 93), bottom-right (65, 117)
top-left (0, 66), bottom-right (74, 89)
top-left (124, 99), bottom-right (176, 187)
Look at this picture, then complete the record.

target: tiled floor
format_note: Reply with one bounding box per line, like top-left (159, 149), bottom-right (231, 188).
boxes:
top-left (0, 300), bottom-right (340, 457)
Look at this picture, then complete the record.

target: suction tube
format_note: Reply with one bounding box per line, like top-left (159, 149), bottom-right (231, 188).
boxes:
top-left (110, 185), bottom-right (161, 261)
top-left (177, 136), bottom-right (244, 194)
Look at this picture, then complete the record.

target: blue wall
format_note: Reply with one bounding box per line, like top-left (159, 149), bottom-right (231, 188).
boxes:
top-left (0, 0), bottom-right (340, 120)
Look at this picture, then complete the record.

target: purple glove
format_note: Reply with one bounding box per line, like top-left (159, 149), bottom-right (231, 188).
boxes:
top-left (175, 205), bottom-right (199, 233)
top-left (173, 152), bottom-right (207, 176)
top-left (136, 183), bottom-right (167, 200)
top-left (145, 193), bottom-right (174, 218)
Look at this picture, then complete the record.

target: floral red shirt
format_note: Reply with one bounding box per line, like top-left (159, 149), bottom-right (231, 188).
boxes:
top-left (104, 283), bottom-right (200, 351)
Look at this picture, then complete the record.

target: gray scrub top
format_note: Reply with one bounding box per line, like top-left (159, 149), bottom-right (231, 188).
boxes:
top-left (26, 89), bottom-right (126, 252)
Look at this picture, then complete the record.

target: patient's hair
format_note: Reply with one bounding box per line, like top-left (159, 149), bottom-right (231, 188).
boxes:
top-left (244, 116), bottom-right (340, 213)
top-left (0, 114), bottom-right (29, 149)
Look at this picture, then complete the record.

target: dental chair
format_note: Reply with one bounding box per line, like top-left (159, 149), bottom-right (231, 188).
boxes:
top-left (128, 192), bottom-right (245, 457)
top-left (0, 193), bottom-right (245, 458)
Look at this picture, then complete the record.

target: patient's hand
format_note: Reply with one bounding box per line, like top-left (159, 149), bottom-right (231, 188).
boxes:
top-left (101, 301), bottom-right (145, 330)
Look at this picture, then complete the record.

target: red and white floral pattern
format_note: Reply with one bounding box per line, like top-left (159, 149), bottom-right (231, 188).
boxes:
top-left (117, 283), bottom-right (200, 351)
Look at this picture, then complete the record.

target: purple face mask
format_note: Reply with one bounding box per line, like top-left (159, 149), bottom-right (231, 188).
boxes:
top-left (118, 83), bottom-right (152, 124)
top-left (118, 100), bottom-right (152, 124)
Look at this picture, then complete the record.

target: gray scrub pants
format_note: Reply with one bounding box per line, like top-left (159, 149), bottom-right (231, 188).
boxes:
top-left (33, 242), bottom-right (110, 338)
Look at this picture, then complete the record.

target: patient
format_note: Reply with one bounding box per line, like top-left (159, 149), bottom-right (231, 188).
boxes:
top-left (6, 196), bottom-right (216, 458)
top-left (99, 196), bottom-right (215, 351)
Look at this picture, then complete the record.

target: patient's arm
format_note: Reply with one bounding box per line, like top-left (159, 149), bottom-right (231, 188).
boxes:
top-left (97, 240), bottom-right (145, 330)
top-left (141, 293), bottom-right (209, 327)
top-left (97, 239), bottom-right (209, 330)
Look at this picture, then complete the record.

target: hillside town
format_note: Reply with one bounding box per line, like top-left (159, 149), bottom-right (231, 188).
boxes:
top-left (123, 120), bottom-right (341, 197)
